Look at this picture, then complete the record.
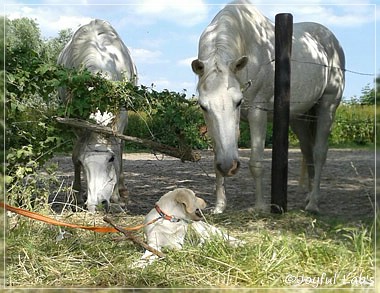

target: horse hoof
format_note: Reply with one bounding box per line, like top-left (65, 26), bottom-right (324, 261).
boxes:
top-left (109, 203), bottom-right (125, 214)
top-left (305, 202), bottom-right (320, 214)
top-left (119, 188), bottom-right (129, 199)
top-left (255, 202), bottom-right (267, 212)
top-left (101, 200), bottom-right (110, 213)
top-left (212, 206), bottom-right (225, 214)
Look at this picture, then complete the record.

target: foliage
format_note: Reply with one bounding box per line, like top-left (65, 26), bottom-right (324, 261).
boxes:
top-left (1, 17), bottom-right (5, 211)
top-left (347, 76), bottom-right (379, 106)
top-left (359, 84), bottom-right (376, 105)
top-left (5, 18), bottom-right (74, 191)
top-left (127, 87), bottom-right (209, 150)
top-left (198, 103), bottom-right (374, 149)
top-left (57, 68), bottom-right (134, 118)
top-left (58, 76), bottom-right (209, 150)
top-left (42, 28), bottom-right (73, 63)
top-left (5, 17), bottom-right (81, 210)
top-left (330, 104), bottom-right (374, 146)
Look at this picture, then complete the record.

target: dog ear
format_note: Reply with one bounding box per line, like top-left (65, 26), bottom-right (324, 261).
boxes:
top-left (175, 189), bottom-right (198, 214)
top-left (196, 197), bottom-right (207, 210)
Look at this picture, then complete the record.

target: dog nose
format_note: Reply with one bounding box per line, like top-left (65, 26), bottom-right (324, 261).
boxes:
top-left (216, 160), bottom-right (240, 176)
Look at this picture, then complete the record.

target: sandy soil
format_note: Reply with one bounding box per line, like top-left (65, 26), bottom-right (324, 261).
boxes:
top-left (49, 148), bottom-right (375, 223)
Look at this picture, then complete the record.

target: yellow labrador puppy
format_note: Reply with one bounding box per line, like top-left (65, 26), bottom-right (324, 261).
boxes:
top-left (132, 188), bottom-right (243, 268)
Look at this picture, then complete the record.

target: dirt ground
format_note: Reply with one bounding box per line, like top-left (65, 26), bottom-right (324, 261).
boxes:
top-left (49, 148), bottom-right (375, 224)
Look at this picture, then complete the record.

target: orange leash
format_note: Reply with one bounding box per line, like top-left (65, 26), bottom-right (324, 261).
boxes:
top-left (0, 202), bottom-right (160, 233)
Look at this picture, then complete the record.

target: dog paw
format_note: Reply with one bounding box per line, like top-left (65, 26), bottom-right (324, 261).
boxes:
top-left (130, 250), bottom-right (162, 269)
top-left (130, 258), bottom-right (154, 269)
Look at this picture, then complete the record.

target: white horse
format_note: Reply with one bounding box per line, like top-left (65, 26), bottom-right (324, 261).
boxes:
top-left (191, 0), bottom-right (345, 213)
top-left (58, 19), bottom-right (137, 212)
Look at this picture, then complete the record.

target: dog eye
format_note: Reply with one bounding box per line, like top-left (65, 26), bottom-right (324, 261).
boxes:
top-left (108, 156), bottom-right (115, 163)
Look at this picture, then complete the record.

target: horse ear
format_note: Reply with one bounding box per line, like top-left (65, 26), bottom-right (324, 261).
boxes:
top-left (231, 56), bottom-right (248, 73)
top-left (191, 59), bottom-right (204, 76)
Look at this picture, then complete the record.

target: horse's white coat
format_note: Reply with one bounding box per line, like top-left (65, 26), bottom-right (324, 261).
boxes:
top-left (192, 0), bottom-right (345, 213)
top-left (58, 19), bottom-right (137, 212)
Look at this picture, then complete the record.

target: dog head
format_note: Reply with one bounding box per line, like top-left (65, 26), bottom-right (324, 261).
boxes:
top-left (157, 188), bottom-right (207, 222)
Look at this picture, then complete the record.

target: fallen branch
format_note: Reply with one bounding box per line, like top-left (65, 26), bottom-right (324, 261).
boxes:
top-left (55, 117), bottom-right (201, 162)
top-left (103, 216), bottom-right (165, 258)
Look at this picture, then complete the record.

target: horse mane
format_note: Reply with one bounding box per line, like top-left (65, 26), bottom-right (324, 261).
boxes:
top-left (58, 19), bottom-right (137, 83)
top-left (198, 1), bottom-right (269, 60)
top-left (196, 1), bottom-right (270, 89)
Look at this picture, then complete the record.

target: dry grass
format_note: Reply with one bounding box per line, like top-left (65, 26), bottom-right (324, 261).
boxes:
top-left (4, 200), bottom-right (375, 290)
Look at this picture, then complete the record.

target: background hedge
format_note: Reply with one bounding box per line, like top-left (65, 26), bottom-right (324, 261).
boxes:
top-left (126, 103), bottom-right (375, 150)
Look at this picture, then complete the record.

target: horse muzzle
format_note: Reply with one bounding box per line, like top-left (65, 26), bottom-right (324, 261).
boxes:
top-left (216, 159), bottom-right (240, 177)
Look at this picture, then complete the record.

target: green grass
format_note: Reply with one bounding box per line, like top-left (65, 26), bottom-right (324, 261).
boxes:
top-left (5, 206), bottom-right (375, 289)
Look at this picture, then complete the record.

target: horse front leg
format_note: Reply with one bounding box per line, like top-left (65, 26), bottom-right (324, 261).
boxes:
top-left (213, 169), bottom-right (226, 214)
top-left (72, 156), bottom-right (85, 208)
top-left (116, 140), bottom-right (128, 200)
top-left (248, 108), bottom-right (267, 211)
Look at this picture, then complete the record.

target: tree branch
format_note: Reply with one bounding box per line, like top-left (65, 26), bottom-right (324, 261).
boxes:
top-left (55, 116), bottom-right (201, 162)
top-left (103, 216), bottom-right (165, 258)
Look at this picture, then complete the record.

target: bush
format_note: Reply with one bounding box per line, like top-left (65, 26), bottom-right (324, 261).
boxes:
top-left (236, 104), bottom-right (374, 149)
top-left (330, 104), bottom-right (374, 146)
top-left (126, 88), bottom-right (209, 151)
top-left (5, 52), bottom-right (75, 190)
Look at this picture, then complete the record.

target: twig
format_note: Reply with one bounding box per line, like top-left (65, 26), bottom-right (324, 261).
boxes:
top-left (103, 216), bottom-right (165, 258)
top-left (55, 116), bottom-right (201, 162)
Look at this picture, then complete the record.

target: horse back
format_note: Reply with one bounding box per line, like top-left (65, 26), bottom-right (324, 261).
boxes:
top-left (294, 22), bottom-right (345, 72)
top-left (58, 19), bottom-right (137, 83)
top-left (289, 22), bottom-right (345, 111)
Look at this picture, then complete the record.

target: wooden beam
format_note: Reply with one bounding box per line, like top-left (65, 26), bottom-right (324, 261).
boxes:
top-left (55, 117), bottom-right (201, 162)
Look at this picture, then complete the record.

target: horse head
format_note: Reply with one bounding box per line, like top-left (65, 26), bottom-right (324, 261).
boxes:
top-left (192, 55), bottom-right (248, 177)
top-left (73, 109), bottom-right (127, 212)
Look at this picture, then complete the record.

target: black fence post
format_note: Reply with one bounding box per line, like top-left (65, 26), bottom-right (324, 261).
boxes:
top-left (271, 13), bottom-right (293, 214)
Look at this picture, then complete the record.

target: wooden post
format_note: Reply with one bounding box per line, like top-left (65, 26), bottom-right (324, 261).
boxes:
top-left (271, 13), bottom-right (293, 214)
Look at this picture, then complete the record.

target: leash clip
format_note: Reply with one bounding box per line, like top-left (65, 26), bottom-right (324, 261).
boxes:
top-left (169, 217), bottom-right (180, 223)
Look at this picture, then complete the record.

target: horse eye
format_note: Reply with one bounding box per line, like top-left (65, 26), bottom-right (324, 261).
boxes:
top-left (108, 156), bottom-right (115, 163)
top-left (199, 103), bottom-right (207, 112)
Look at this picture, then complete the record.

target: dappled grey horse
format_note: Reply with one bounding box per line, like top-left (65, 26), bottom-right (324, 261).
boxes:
top-left (192, 0), bottom-right (345, 213)
top-left (58, 19), bottom-right (137, 212)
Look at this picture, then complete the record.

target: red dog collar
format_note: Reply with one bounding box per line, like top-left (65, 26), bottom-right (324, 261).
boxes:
top-left (155, 204), bottom-right (181, 223)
